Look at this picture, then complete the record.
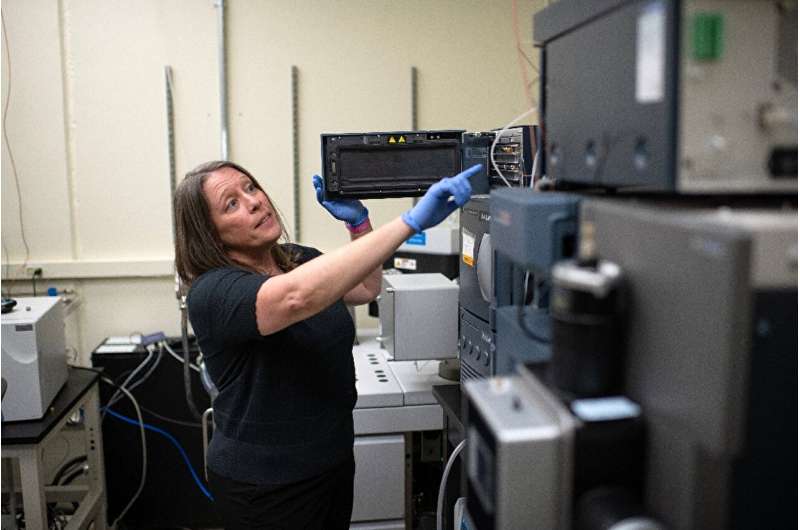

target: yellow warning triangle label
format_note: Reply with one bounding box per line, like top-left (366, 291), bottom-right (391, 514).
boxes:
top-left (389, 136), bottom-right (396, 143)
top-left (398, 136), bottom-right (405, 143)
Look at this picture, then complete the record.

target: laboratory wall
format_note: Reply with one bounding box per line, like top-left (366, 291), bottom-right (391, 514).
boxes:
top-left (1, 0), bottom-right (546, 360)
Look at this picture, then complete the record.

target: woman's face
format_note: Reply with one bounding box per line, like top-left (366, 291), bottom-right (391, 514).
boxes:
top-left (203, 167), bottom-right (282, 256)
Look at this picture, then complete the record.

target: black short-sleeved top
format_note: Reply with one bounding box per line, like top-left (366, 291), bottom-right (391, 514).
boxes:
top-left (187, 244), bottom-right (357, 485)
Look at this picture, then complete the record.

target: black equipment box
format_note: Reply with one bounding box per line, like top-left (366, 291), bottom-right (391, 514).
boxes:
top-left (321, 130), bottom-right (465, 199)
top-left (386, 251), bottom-right (459, 279)
top-left (91, 339), bottom-right (218, 529)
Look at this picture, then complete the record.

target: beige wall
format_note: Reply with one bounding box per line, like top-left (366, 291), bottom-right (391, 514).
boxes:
top-left (1, 0), bottom-right (545, 360)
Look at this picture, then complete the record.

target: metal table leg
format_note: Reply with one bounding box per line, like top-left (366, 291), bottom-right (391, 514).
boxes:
top-left (16, 446), bottom-right (47, 530)
top-left (2, 380), bottom-right (107, 530)
top-left (81, 386), bottom-right (107, 530)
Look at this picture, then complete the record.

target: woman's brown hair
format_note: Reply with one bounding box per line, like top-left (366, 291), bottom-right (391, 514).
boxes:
top-left (174, 160), bottom-right (299, 284)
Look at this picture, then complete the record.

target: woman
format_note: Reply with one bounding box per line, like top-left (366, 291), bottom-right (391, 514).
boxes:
top-left (174, 160), bottom-right (479, 529)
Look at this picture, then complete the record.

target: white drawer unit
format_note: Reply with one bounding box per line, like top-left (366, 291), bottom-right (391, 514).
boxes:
top-left (351, 336), bottom-right (457, 527)
top-left (352, 435), bottom-right (406, 523)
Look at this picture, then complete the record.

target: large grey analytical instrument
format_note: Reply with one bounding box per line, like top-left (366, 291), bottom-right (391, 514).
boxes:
top-left (377, 273), bottom-right (458, 361)
top-left (535, 0), bottom-right (797, 193)
top-left (459, 197), bottom-right (502, 381)
top-left (490, 189), bottom-right (580, 374)
top-left (463, 368), bottom-right (576, 530)
top-left (581, 198), bottom-right (797, 529)
top-left (1, 297), bottom-right (68, 421)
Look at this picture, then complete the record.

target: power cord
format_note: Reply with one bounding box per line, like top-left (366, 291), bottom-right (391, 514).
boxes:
top-left (102, 344), bottom-right (156, 415)
top-left (162, 340), bottom-right (200, 372)
top-left (71, 366), bottom-right (147, 527)
top-left (436, 439), bottom-right (466, 530)
top-left (51, 455), bottom-right (87, 487)
top-left (1, 9), bottom-right (31, 274)
top-left (139, 405), bottom-right (202, 429)
top-left (530, 124), bottom-right (542, 188)
top-left (491, 107), bottom-right (537, 188)
top-left (116, 344), bottom-right (164, 398)
top-left (511, 0), bottom-right (539, 109)
top-left (103, 408), bottom-right (213, 501)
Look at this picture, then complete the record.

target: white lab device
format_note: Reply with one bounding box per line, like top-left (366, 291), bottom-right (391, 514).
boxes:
top-left (1, 297), bottom-right (68, 421)
top-left (377, 273), bottom-right (459, 361)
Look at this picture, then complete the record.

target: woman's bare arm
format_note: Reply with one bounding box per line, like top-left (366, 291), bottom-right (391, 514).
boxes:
top-left (342, 222), bottom-right (383, 305)
top-left (255, 218), bottom-right (413, 335)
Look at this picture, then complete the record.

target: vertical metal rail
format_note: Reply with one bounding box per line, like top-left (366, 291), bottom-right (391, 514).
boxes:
top-left (411, 66), bottom-right (418, 132)
top-left (167, 66), bottom-right (195, 422)
top-left (165, 66), bottom-right (177, 244)
top-left (411, 66), bottom-right (420, 205)
top-left (57, 0), bottom-right (81, 264)
top-left (166, 65), bottom-right (188, 303)
top-left (291, 66), bottom-right (301, 241)
top-left (4, 459), bottom-right (18, 529)
top-left (215, 0), bottom-right (229, 160)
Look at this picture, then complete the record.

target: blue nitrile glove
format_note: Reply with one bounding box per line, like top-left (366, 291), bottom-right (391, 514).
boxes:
top-left (312, 174), bottom-right (369, 226)
top-left (401, 164), bottom-right (481, 233)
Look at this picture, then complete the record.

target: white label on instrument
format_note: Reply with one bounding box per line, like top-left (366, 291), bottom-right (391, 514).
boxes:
top-left (462, 230), bottom-right (476, 267)
top-left (393, 257), bottom-right (417, 271)
top-left (636, 1), bottom-right (666, 103)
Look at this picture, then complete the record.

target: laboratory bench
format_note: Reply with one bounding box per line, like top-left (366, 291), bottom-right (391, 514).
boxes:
top-left (2, 368), bottom-right (107, 530)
